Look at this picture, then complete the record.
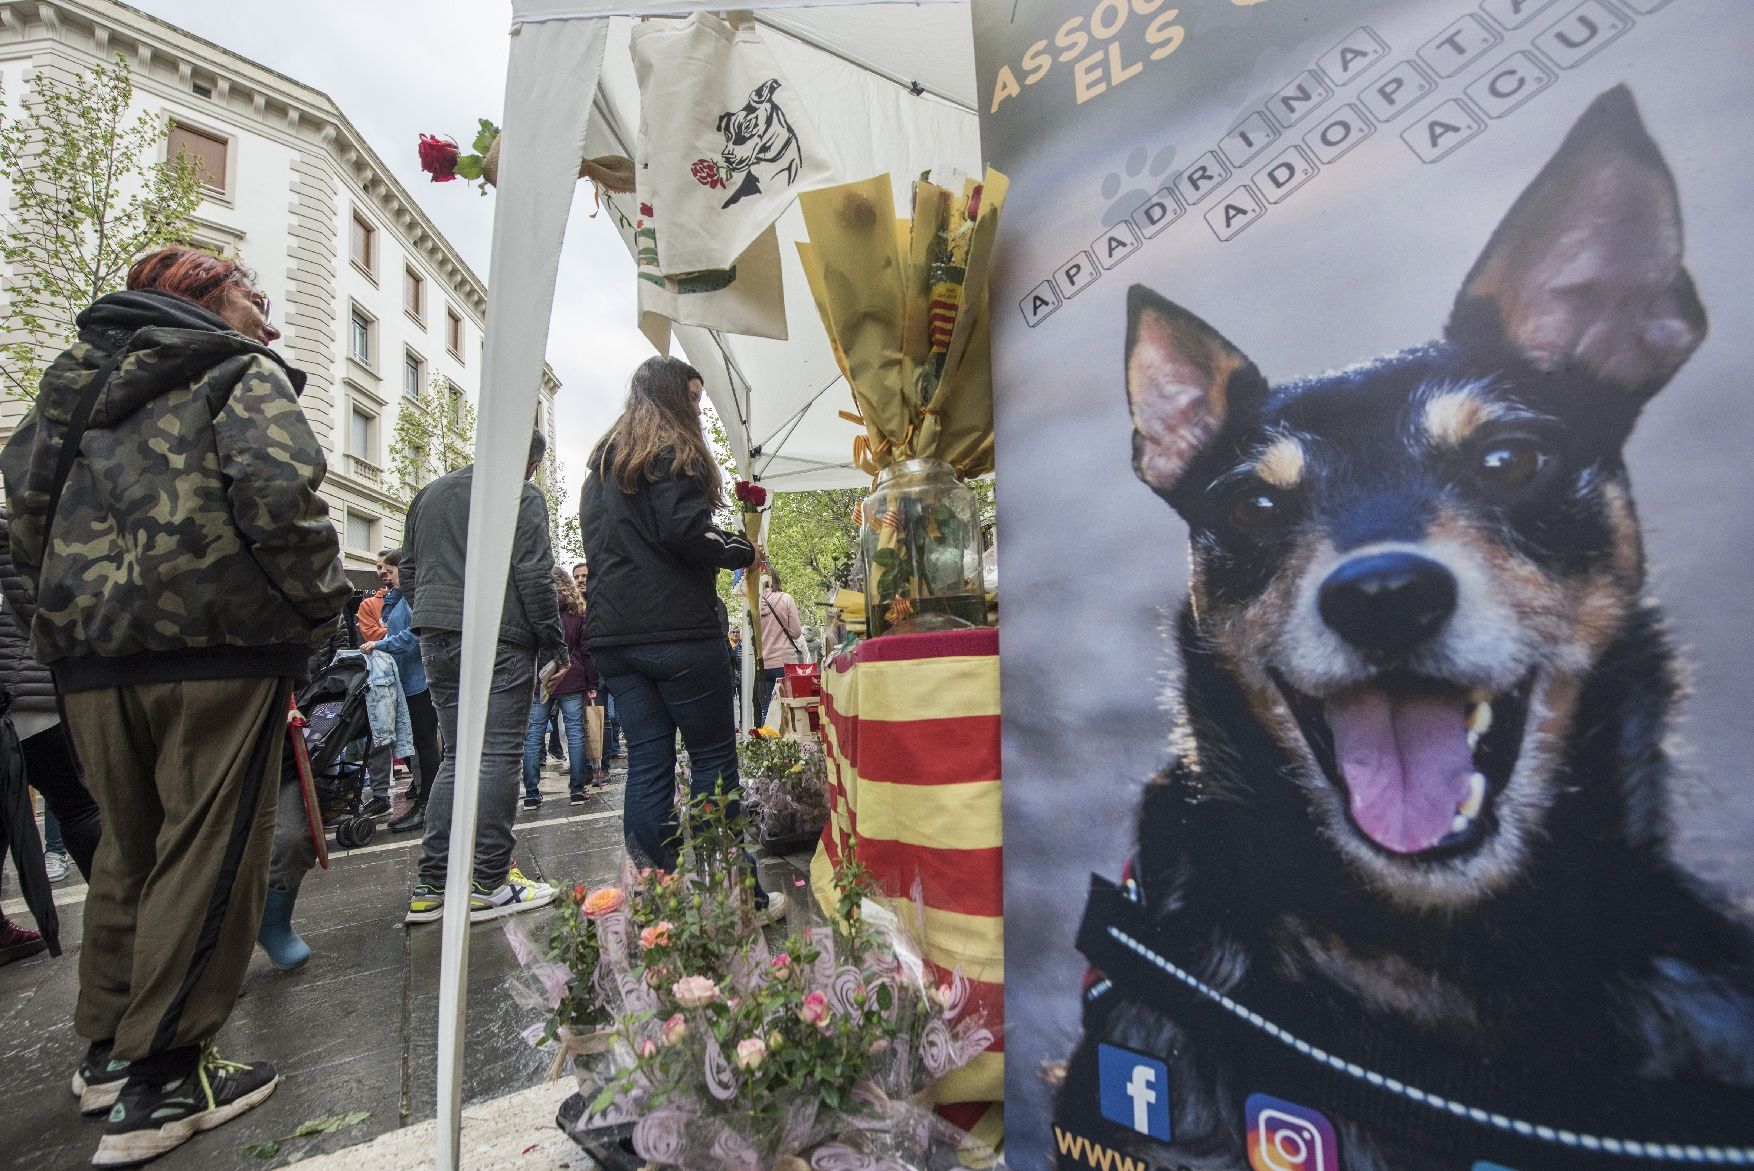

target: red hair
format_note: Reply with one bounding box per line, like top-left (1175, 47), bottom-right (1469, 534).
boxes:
top-left (126, 247), bottom-right (253, 314)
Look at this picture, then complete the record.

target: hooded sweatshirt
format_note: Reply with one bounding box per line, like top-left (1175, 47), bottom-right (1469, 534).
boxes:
top-left (0, 289), bottom-right (349, 691)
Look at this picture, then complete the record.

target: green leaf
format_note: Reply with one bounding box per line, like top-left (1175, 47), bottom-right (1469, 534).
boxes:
top-left (472, 119), bottom-right (501, 155)
top-left (242, 1141), bottom-right (281, 1159)
top-left (455, 154), bottom-right (484, 180)
top-left (291, 1110), bottom-right (371, 1137)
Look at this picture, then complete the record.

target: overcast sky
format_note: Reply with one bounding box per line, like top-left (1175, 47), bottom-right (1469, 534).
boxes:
top-left (135, 0), bottom-right (652, 510)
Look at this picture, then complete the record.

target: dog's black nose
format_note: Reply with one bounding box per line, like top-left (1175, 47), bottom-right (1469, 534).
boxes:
top-left (1318, 552), bottom-right (1457, 656)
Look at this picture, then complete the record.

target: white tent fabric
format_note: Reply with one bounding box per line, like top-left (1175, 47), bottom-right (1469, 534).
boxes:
top-left (432, 14), bottom-right (607, 1169)
top-left (436, 4), bottom-right (977, 1167)
top-left (583, 4), bottom-right (980, 490)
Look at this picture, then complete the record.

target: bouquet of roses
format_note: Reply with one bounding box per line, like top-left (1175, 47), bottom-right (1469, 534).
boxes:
top-left (740, 735), bottom-right (830, 843)
top-left (507, 793), bottom-right (996, 1170)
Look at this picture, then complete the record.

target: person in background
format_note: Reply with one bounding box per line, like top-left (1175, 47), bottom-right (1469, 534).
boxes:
top-left (400, 433), bottom-right (563, 924)
top-left (258, 592), bottom-right (362, 973)
top-left (523, 566), bottom-right (600, 809)
top-left (574, 560), bottom-right (623, 763)
top-left (727, 624), bottom-right (744, 726)
top-left (756, 570), bottom-right (806, 726)
top-left (0, 502), bottom-right (100, 886)
top-left (581, 356), bottom-right (784, 920)
top-left (368, 549), bottom-right (442, 835)
top-left (0, 245), bottom-right (348, 1163)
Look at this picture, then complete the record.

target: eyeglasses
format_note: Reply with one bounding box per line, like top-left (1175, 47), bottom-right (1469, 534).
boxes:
top-left (247, 290), bottom-right (272, 321)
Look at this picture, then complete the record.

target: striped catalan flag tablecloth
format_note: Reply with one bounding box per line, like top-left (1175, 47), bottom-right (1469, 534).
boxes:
top-left (808, 627), bottom-right (1003, 1150)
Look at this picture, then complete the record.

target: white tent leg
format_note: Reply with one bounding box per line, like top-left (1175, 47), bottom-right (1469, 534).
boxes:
top-left (434, 16), bottom-right (607, 1171)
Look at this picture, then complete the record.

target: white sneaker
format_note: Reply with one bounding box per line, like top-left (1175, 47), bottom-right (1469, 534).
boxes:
top-left (755, 888), bottom-right (789, 925)
top-left (44, 850), bottom-right (70, 882)
top-left (467, 868), bottom-right (556, 923)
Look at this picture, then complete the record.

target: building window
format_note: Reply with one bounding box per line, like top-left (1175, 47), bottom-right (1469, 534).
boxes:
top-left (168, 123), bottom-right (227, 194)
top-left (349, 305), bottom-right (372, 366)
top-left (349, 404), bottom-right (377, 461)
top-left (403, 349), bottom-right (425, 399)
top-left (404, 265), bottom-right (424, 321)
top-left (446, 306), bottom-right (464, 359)
top-left (344, 511), bottom-right (377, 552)
top-left (351, 212), bottom-right (375, 273)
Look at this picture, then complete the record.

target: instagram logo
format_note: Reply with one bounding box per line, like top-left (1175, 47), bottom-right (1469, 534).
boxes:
top-left (1245, 1093), bottom-right (1340, 1171)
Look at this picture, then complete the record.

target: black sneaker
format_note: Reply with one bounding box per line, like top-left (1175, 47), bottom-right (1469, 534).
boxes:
top-left (568, 792), bottom-right (585, 806)
top-left (92, 1044), bottom-right (277, 1166)
top-left (360, 795), bottom-right (392, 820)
top-left (522, 795), bottom-right (542, 811)
top-left (70, 1041), bottom-right (131, 1116)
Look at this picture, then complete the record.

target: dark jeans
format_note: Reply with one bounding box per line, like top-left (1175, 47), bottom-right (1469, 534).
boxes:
top-left (601, 689), bottom-right (622, 756)
top-left (404, 688), bottom-right (441, 801)
top-left (592, 639), bottom-right (741, 872)
top-left (418, 632), bottom-right (534, 891)
top-left (756, 666), bottom-right (786, 729)
top-left (524, 692), bottom-right (588, 798)
top-left (23, 722), bottom-right (100, 879)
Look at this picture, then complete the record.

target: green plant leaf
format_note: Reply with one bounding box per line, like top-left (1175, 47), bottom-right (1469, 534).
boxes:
top-left (455, 154), bottom-right (484, 180)
top-left (292, 1110), bottom-right (371, 1137)
top-left (242, 1141), bottom-right (281, 1159)
top-left (472, 118), bottom-right (500, 154)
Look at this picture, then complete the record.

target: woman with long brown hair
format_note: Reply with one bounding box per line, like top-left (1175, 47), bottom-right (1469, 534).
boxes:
top-left (580, 357), bottom-right (782, 916)
top-left (522, 565), bottom-right (599, 806)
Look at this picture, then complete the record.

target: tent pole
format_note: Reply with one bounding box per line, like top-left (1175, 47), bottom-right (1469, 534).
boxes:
top-left (432, 17), bottom-right (608, 1169)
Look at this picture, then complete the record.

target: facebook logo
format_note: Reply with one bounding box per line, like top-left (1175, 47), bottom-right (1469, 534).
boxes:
top-left (1097, 1043), bottom-right (1172, 1140)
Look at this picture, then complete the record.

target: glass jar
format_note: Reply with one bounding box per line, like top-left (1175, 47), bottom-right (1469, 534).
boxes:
top-left (859, 458), bottom-right (987, 637)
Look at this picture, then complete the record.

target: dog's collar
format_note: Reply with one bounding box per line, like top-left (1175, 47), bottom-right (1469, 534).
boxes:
top-left (1076, 872), bottom-right (1754, 1168)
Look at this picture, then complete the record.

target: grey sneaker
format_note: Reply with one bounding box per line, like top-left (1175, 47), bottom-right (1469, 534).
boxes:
top-left (91, 1044), bottom-right (276, 1166)
top-left (404, 883), bottom-right (445, 925)
top-left (70, 1041), bottom-right (130, 1116)
top-left (467, 870), bottom-right (556, 923)
top-left (44, 849), bottom-right (71, 882)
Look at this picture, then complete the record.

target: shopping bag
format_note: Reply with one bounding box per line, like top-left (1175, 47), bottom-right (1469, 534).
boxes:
top-left (630, 12), bottom-right (836, 276)
top-left (585, 703), bottom-right (605, 766)
top-left (611, 199), bottom-right (789, 349)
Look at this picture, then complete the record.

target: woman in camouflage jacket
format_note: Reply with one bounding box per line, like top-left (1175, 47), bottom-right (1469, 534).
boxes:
top-left (0, 247), bottom-right (348, 1166)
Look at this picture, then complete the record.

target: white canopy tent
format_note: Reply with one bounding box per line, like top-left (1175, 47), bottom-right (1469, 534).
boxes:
top-left (434, 3), bottom-right (979, 1166)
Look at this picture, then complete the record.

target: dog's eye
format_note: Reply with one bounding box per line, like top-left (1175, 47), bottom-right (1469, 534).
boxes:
top-left (1231, 489), bottom-right (1280, 530)
top-left (1476, 438), bottom-right (1549, 488)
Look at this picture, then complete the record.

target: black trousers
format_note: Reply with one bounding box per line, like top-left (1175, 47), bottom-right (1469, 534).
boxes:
top-left (23, 721), bottom-right (100, 879)
top-left (405, 687), bottom-right (441, 800)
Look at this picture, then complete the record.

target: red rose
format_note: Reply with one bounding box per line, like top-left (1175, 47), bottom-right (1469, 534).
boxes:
top-left (419, 134), bottom-right (459, 183)
top-left (734, 480), bottom-right (768, 508)
top-left (690, 159), bottom-right (725, 189)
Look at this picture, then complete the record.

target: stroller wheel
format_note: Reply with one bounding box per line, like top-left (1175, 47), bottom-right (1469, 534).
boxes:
top-left (352, 816), bottom-right (376, 846)
top-left (335, 818), bottom-right (361, 849)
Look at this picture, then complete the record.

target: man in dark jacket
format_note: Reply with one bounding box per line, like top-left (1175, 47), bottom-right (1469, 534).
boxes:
top-left (0, 249), bottom-right (348, 1167)
top-left (400, 430), bottom-right (564, 925)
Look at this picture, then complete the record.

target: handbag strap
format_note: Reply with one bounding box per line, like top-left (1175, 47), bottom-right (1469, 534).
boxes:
top-left (41, 341), bottom-right (130, 556)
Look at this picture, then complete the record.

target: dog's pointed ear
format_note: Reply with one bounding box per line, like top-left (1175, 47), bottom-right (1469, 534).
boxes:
top-left (1126, 284), bottom-right (1265, 496)
top-left (1448, 86), bottom-right (1706, 403)
top-left (752, 79), bottom-right (781, 103)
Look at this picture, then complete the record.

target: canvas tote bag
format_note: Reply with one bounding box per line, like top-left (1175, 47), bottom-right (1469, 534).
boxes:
top-left (630, 11), bottom-right (836, 277)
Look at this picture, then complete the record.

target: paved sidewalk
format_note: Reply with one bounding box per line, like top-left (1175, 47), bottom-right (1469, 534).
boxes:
top-left (0, 761), bottom-right (814, 1170)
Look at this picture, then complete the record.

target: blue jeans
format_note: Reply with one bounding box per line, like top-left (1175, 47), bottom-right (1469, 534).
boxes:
top-left (524, 691), bottom-right (589, 798)
top-left (602, 690), bottom-right (622, 756)
top-left (592, 638), bottom-right (741, 871)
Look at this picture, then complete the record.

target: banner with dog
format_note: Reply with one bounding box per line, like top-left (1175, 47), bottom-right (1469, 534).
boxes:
top-left (974, 2), bottom-right (1754, 1169)
top-left (630, 12), bottom-right (837, 277)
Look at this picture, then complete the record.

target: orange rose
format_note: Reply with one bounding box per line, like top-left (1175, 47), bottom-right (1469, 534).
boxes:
top-left (582, 887), bottom-right (626, 917)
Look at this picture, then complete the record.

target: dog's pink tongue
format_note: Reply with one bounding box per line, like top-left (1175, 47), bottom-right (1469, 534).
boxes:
top-left (1325, 686), bottom-right (1473, 855)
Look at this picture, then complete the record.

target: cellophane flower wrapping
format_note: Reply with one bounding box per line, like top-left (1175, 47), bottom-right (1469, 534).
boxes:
top-left (503, 790), bottom-right (999, 1170)
top-left (740, 735), bottom-right (830, 841)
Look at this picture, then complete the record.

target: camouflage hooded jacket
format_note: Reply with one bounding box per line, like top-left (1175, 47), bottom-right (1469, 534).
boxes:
top-left (0, 290), bottom-right (349, 692)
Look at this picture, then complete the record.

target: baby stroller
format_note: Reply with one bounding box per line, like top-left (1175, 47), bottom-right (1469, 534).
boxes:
top-left (290, 652), bottom-right (376, 849)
